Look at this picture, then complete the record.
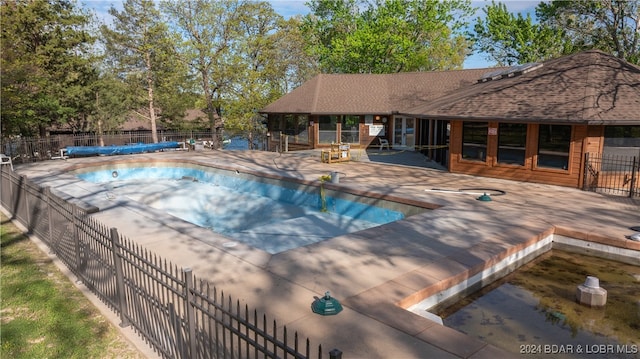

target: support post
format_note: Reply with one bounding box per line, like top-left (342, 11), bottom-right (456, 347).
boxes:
top-left (72, 204), bottom-right (83, 275)
top-left (582, 153), bottom-right (589, 191)
top-left (110, 227), bottom-right (130, 327)
top-left (169, 303), bottom-right (187, 359)
top-left (45, 187), bottom-right (54, 249)
top-left (329, 348), bottom-right (343, 359)
top-left (183, 268), bottom-right (197, 359)
top-left (630, 156), bottom-right (638, 198)
top-left (23, 178), bottom-right (31, 228)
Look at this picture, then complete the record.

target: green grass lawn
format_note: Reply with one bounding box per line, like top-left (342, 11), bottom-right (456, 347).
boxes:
top-left (1, 212), bottom-right (145, 359)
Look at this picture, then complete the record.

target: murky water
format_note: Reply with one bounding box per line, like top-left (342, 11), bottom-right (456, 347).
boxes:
top-left (438, 251), bottom-right (640, 358)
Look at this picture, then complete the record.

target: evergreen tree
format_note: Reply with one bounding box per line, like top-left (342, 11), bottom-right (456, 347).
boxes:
top-left (1, 0), bottom-right (96, 136)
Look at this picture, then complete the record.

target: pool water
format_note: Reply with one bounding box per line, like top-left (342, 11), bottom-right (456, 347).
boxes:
top-left (438, 251), bottom-right (640, 358)
top-left (76, 166), bottom-right (410, 254)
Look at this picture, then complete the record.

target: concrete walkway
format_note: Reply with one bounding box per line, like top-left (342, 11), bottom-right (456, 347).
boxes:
top-left (8, 149), bottom-right (640, 359)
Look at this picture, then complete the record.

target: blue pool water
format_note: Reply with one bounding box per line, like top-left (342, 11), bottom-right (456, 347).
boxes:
top-left (76, 166), bottom-right (407, 253)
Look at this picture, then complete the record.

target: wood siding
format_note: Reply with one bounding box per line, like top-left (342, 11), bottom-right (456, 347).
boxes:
top-left (578, 125), bottom-right (605, 188)
top-left (449, 121), bottom-right (600, 188)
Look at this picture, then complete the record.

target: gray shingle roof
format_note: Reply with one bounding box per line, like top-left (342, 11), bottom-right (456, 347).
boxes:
top-left (260, 68), bottom-right (495, 115)
top-left (404, 50), bottom-right (640, 124)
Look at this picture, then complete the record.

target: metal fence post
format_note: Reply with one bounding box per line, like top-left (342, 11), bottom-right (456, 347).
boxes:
top-left (23, 177), bottom-right (31, 228)
top-left (169, 302), bottom-right (187, 358)
top-left (110, 227), bottom-right (130, 327)
top-left (183, 268), bottom-right (197, 359)
top-left (329, 348), bottom-right (343, 359)
top-left (45, 187), bottom-right (53, 248)
top-left (630, 156), bottom-right (638, 198)
top-left (583, 153), bottom-right (589, 191)
top-left (72, 204), bottom-right (84, 276)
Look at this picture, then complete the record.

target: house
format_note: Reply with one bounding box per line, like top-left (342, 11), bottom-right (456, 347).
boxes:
top-left (260, 50), bottom-right (640, 188)
top-left (261, 67), bottom-right (498, 163)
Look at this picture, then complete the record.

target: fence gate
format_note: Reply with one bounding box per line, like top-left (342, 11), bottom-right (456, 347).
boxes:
top-left (584, 153), bottom-right (640, 198)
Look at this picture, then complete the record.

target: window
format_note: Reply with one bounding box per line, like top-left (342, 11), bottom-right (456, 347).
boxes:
top-left (497, 123), bottom-right (527, 165)
top-left (284, 115), bottom-right (309, 144)
top-left (537, 125), bottom-right (571, 170)
top-left (340, 115), bottom-right (360, 143)
top-left (318, 115), bottom-right (338, 144)
top-left (269, 114), bottom-right (283, 131)
top-left (462, 122), bottom-right (487, 161)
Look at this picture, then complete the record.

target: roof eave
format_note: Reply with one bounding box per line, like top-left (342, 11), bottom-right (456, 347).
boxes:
top-left (399, 113), bottom-right (638, 125)
top-left (259, 111), bottom-right (396, 116)
top-left (586, 119), bottom-right (640, 126)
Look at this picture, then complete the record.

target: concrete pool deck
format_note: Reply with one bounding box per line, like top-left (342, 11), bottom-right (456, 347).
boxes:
top-left (7, 149), bottom-right (640, 358)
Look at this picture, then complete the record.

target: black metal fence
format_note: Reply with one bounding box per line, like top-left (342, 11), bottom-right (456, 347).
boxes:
top-left (1, 130), bottom-right (269, 164)
top-left (0, 167), bottom-right (340, 359)
top-left (583, 152), bottom-right (640, 198)
top-left (1, 131), bottom-right (215, 164)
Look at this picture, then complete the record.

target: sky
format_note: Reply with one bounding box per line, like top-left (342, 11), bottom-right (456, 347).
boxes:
top-left (84, 0), bottom-right (542, 69)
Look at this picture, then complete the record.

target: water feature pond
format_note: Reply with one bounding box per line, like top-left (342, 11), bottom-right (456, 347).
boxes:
top-left (437, 250), bottom-right (640, 358)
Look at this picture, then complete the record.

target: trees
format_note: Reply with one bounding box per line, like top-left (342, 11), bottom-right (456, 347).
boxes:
top-left (1, 0), bottom-right (96, 136)
top-left (271, 16), bottom-right (319, 94)
top-left (471, 0), bottom-right (640, 66)
top-left (161, 0), bottom-right (242, 146)
top-left (224, 2), bottom-right (305, 134)
top-left (536, 0), bottom-right (640, 64)
top-left (470, 1), bottom-right (567, 66)
top-left (162, 0), bottom-right (315, 147)
top-left (101, 0), bottom-right (179, 143)
top-left (89, 74), bottom-right (132, 146)
top-left (302, 0), bottom-right (474, 73)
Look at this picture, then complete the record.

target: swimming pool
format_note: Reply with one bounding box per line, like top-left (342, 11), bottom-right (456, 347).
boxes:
top-left (74, 163), bottom-right (426, 254)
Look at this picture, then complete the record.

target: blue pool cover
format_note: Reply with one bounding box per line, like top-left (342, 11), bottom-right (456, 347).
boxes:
top-left (66, 142), bottom-right (180, 156)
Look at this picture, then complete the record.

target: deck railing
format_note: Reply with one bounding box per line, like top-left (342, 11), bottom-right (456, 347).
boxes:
top-left (0, 167), bottom-right (340, 359)
top-left (583, 152), bottom-right (640, 198)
